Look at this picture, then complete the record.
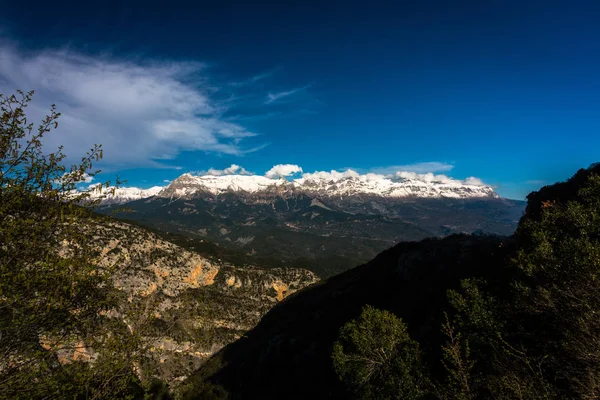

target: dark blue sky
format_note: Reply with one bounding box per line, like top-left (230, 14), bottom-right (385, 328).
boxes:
top-left (1, 0), bottom-right (599, 198)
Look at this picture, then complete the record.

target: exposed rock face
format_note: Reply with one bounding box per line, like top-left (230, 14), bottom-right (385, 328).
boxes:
top-left (77, 220), bottom-right (319, 383)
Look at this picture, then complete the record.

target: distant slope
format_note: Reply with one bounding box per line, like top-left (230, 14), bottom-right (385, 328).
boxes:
top-left (102, 194), bottom-right (524, 278)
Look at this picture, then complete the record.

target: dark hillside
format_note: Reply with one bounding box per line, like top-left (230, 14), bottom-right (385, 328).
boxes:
top-left (183, 234), bottom-right (510, 399)
top-left (522, 162), bottom-right (600, 221)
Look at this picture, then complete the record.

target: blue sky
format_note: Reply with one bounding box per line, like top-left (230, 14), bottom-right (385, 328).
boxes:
top-left (1, 0), bottom-right (599, 199)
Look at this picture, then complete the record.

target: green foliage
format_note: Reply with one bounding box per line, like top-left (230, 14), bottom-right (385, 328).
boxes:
top-left (332, 305), bottom-right (427, 400)
top-left (437, 314), bottom-right (475, 400)
top-left (175, 381), bottom-right (229, 400)
top-left (0, 91), bottom-right (149, 399)
top-left (444, 280), bottom-right (554, 399)
top-left (446, 278), bottom-right (502, 345)
top-left (143, 378), bottom-right (174, 400)
top-left (441, 169), bottom-right (600, 399)
top-left (511, 172), bottom-right (600, 398)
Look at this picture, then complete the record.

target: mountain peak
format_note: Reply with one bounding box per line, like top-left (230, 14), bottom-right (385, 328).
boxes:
top-left (159, 174), bottom-right (287, 198)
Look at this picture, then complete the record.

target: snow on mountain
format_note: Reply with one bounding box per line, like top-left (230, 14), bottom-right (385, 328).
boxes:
top-left (294, 170), bottom-right (497, 199)
top-left (94, 170), bottom-right (499, 205)
top-left (157, 170), bottom-right (498, 200)
top-left (89, 185), bottom-right (163, 205)
top-left (159, 173), bottom-right (287, 197)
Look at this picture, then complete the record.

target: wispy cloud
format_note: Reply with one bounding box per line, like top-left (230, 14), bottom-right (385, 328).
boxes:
top-left (369, 162), bottom-right (455, 175)
top-left (230, 68), bottom-right (279, 87)
top-left (265, 85), bottom-right (310, 104)
top-left (525, 179), bottom-right (547, 185)
top-left (227, 111), bottom-right (284, 122)
top-left (0, 43), bottom-right (264, 168)
top-left (464, 177), bottom-right (485, 186)
top-left (227, 108), bottom-right (319, 122)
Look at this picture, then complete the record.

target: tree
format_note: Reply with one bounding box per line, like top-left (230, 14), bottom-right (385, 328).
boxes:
top-left (0, 90), bottom-right (140, 399)
top-left (440, 167), bottom-right (600, 399)
top-left (436, 313), bottom-right (475, 400)
top-left (512, 170), bottom-right (600, 398)
top-left (332, 305), bottom-right (427, 400)
top-left (443, 278), bottom-right (554, 399)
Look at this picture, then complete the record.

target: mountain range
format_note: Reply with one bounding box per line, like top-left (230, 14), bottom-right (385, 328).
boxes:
top-left (96, 171), bottom-right (525, 277)
top-left (93, 170), bottom-right (499, 204)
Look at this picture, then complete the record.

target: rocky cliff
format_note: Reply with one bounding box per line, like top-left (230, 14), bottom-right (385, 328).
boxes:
top-left (66, 219), bottom-right (318, 383)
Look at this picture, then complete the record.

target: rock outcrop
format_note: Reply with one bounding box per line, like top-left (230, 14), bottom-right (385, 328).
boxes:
top-left (62, 219), bottom-right (319, 383)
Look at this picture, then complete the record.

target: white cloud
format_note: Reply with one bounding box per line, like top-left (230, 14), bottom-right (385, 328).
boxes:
top-left (0, 44), bottom-right (261, 168)
top-left (162, 179), bottom-right (171, 183)
top-left (355, 162), bottom-right (486, 186)
top-left (205, 164), bottom-right (252, 176)
top-left (56, 171), bottom-right (94, 184)
top-left (397, 171), bottom-right (452, 184)
top-left (395, 171), bottom-right (484, 185)
top-left (81, 173), bottom-right (95, 183)
top-left (299, 168), bottom-right (488, 187)
top-left (265, 164), bottom-right (303, 179)
top-left (464, 177), bottom-right (485, 186)
top-left (301, 169), bottom-right (360, 182)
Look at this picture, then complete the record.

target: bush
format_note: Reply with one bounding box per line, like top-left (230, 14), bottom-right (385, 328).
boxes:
top-left (332, 305), bottom-right (427, 400)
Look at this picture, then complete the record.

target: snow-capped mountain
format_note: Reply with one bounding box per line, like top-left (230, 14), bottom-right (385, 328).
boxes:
top-left (294, 170), bottom-right (498, 199)
top-left (157, 173), bottom-right (286, 198)
top-left (160, 171), bottom-right (497, 198)
top-left (93, 170), bottom-right (499, 205)
top-left (88, 185), bottom-right (163, 205)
